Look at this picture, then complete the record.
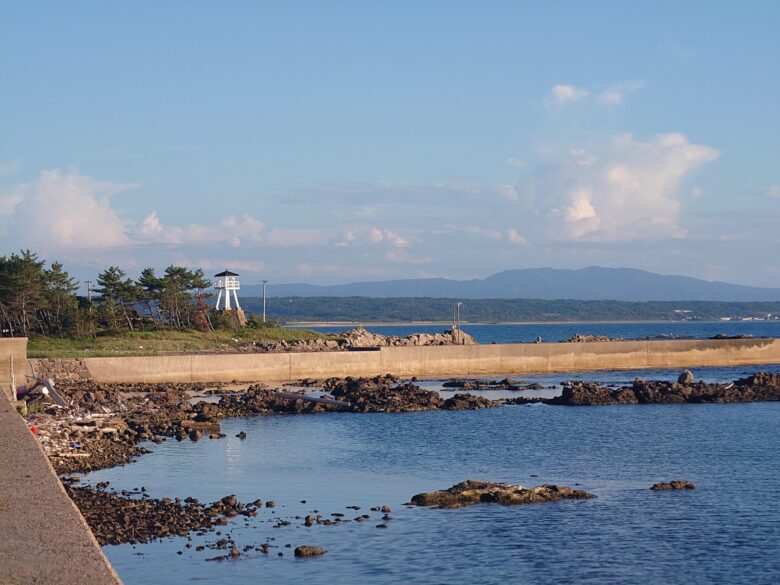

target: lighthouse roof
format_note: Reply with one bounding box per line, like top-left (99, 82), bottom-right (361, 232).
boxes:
top-left (214, 269), bottom-right (240, 277)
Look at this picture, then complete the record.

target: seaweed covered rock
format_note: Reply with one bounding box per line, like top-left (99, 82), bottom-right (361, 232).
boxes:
top-left (294, 546), bottom-right (327, 557)
top-left (328, 376), bottom-right (444, 412)
top-left (650, 480), bottom-right (695, 491)
top-left (442, 393), bottom-right (501, 410)
top-left (410, 480), bottom-right (596, 509)
top-left (549, 382), bottom-right (638, 406)
top-left (546, 372), bottom-right (780, 406)
top-left (325, 376), bottom-right (501, 413)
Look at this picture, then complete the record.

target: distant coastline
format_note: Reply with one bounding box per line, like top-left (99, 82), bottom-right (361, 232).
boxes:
top-left (286, 319), bottom-right (770, 328)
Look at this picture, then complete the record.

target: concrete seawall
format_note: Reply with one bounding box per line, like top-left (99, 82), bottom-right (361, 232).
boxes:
top-left (0, 337), bottom-right (30, 400)
top-left (82, 337), bottom-right (780, 383)
top-left (0, 339), bottom-right (121, 585)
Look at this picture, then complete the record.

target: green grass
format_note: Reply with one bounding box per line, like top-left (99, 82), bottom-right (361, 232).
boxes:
top-left (28, 327), bottom-right (329, 358)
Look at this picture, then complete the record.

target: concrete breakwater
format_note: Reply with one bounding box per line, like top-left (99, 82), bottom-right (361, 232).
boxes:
top-left (65, 337), bottom-right (780, 383)
top-left (0, 388), bottom-right (121, 584)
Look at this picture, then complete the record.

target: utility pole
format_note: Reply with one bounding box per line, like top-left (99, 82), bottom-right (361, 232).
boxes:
top-left (85, 280), bottom-right (94, 338)
top-left (454, 301), bottom-right (463, 344)
top-left (261, 280), bottom-right (269, 322)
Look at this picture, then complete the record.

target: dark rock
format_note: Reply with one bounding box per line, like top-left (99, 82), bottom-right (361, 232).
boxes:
top-left (410, 480), bottom-right (596, 509)
top-left (678, 370), bottom-right (694, 385)
top-left (650, 480), bottom-right (695, 490)
top-left (294, 545), bottom-right (327, 557)
top-left (65, 484), bottom-right (257, 546)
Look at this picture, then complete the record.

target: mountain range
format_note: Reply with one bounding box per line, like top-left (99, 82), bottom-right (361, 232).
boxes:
top-left (239, 267), bottom-right (780, 302)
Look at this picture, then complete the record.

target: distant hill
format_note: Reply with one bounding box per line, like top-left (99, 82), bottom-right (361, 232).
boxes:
top-left (240, 267), bottom-right (780, 302)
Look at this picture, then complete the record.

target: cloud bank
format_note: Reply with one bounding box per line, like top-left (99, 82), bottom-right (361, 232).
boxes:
top-left (516, 133), bottom-right (720, 241)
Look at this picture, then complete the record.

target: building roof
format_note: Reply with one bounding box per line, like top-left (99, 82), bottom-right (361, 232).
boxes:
top-left (214, 270), bottom-right (240, 277)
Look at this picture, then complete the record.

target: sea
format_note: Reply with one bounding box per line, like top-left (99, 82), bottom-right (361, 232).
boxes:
top-left (85, 322), bottom-right (780, 584)
top-left (305, 319), bottom-right (780, 344)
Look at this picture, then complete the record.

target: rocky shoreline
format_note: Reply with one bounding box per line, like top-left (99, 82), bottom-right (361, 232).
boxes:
top-left (26, 371), bottom-right (780, 477)
top-left (506, 371), bottom-right (780, 406)
top-left (64, 480), bottom-right (262, 546)
top-left (13, 368), bottom-right (777, 563)
top-left (243, 326), bottom-right (477, 353)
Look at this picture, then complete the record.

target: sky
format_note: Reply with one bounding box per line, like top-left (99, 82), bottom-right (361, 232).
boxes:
top-left (1, 1), bottom-right (779, 289)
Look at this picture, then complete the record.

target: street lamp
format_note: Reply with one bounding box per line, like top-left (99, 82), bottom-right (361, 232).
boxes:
top-left (453, 301), bottom-right (463, 343)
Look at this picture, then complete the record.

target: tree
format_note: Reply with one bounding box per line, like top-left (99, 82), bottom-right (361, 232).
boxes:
top-left (0, 250), bottom-right (48, 336)
top-left (95, 266), bottom-right (141, 331)
top-left (137, 267), bottom-right (164, 328)
top-left (157, 266), bottom-right (211, 329)
top-left (44, 261), bottom-right (79, 335)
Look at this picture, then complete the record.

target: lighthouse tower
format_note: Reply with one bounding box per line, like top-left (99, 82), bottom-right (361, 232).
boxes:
top-left (214, 270), bottom-right (241, 311)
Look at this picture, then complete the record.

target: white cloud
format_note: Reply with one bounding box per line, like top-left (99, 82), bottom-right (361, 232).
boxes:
top-left (464, 226), bottom-right (502, 240)
top-left (369, 228), bottom-right (408, 248)
top-left (570, 148), bottom-right (596, 167)
top-left (691, 186), bottom-right (704, 198)
top-left (136, 212), bottom-right (264, 247)
top-left (506, 158), bottom-right (526, 167)
top-left (335, 230), bottom-right (358, 247)
top-left (596, 80), bottom-right (646, 105)
top-left (548, 80), bottom-right (645, 107)
top-left (265, 227), bottom-right (328, 247)
top-left (10, 169), bottom-right (132, 252)
top-left (0, 194), bottom-right (23, 215)
top-left (516, 133), bottom-right (720, 241)
top-left (190, 258), bottom-right (266, 272)
top-left (550, 84), bottom-right (588, 105)
top-left (384, 249), bottom-right (431, 264)
top-left (290, 180), bottom-right (518, 211)
top-left (495, 184), bottom-right (518, 202)
top-left (506, 228), bottom-right (527, 245)
top-left (1, 169), bottom-right (274, 254)
top-left (563, 188), bottom-right (601, 238)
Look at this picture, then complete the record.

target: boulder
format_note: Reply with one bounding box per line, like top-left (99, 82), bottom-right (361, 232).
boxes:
top-left (650, 480), bottom-right (695, 491)
top-left (410, 480), bottom-right (596, 509)
top-left (294, 546), bottom-right (327, 557)
top-left (677, 370), bottom-right (694, 385)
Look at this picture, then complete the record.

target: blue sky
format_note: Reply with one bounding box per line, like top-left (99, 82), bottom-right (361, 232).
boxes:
top-left (1, 1), bottom-right (778, 287)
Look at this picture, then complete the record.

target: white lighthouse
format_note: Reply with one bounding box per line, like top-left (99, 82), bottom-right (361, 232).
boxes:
top-left (214, 270), bottom-right (241, 311)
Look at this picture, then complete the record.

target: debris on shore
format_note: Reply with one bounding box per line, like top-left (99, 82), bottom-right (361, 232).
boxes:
top-left (650, 481), bottom-right (696, 491)
top-left (409, 480), bottom-right (596, 509)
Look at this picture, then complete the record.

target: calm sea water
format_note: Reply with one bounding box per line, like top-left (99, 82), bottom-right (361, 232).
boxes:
top-left (308, 320), bottom-right (780, 344)
top-left (87, 360), bottom-right (780, 584)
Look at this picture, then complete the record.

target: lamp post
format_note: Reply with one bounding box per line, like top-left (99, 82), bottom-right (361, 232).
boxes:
top-left (261, 280), bottom-right (269, 322)
top-left (453, 301), bottom-right (463, 343)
